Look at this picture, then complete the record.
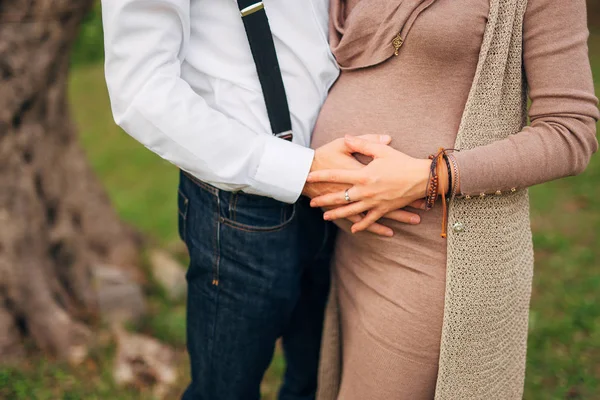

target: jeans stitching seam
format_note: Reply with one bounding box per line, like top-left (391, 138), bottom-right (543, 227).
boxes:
top-left (220, 204), bottom-right (296, 233)
top-left (182, 171), bottom-right (219, 196)
top-left (207, 208), bottom-right (221, 395)
top-left (221, 219), bottom-right (289, 233)
top-left (213, 196), bottom-right (222, 286)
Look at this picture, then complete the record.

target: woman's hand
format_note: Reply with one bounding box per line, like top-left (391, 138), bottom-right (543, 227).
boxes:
top-left (307, 135), bottom-right (433, 233)
top-left (304, 135), bottom-right (426, 237)
top-left (325, 201), bottom-right (426, 236)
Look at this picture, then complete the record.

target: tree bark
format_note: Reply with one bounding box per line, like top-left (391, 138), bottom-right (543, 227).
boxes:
top-left (0, 0), bottom-right (141, 361)
top-left (590, 1), bottom-right (600, 28)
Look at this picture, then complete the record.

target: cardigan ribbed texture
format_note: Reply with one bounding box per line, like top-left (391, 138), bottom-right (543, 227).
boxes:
top-left (316, 0), bottom-right (537, 398)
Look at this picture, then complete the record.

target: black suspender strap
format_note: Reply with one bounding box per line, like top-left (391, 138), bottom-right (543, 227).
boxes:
top-left (237, 0), bottom-right (293, 141)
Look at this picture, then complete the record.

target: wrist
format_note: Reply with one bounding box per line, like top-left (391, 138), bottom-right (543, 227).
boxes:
top-left (413, 159), bottom-right (433, 200)
top-left (302, 156), bottom-right (317, 197)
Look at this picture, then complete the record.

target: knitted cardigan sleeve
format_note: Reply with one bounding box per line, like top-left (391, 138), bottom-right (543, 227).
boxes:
top-left (453, 0), bottom-right (599, 196)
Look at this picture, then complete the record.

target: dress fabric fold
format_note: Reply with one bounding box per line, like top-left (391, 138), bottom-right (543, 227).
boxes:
top-left (330, 0), bottom-right (437, 70)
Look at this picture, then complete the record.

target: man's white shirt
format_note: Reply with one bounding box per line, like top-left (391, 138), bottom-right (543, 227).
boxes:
top-left (101, 0), bottom-right (339, 203)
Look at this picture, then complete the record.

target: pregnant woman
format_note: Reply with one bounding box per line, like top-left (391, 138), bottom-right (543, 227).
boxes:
top-left (309, 0), bottom-right (598, 399)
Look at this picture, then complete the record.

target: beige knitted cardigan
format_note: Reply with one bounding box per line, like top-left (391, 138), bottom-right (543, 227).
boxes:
top-left (316, 0), bottom-right (535, 399)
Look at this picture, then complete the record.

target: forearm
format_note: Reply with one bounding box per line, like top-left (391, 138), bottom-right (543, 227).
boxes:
top-left (452, 118), bottom-right (597, 197)
top-left (452, 0), bottom-right (599, 197)
top-left (102, 0), bottom-right (314, 203)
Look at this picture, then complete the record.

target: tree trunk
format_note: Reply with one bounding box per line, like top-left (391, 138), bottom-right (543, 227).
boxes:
top-left (0, 0), bottom-right (141, 361)
top-left (590, 1), bottom-right (600, 28)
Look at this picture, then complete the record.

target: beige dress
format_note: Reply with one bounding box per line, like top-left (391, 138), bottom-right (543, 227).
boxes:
top-left (311, 0), bottom-right (599, 398)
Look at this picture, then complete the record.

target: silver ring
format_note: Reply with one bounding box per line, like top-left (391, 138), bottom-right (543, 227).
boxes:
top-left (344, 189), bottom-right (352, 202)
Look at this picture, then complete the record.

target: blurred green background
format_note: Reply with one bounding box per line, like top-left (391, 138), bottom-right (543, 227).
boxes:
top-left (0, 4), bottom-right (599, 400)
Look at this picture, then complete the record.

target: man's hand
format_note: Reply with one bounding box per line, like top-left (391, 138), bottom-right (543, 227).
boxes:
top-left (302, 134), bottom-right (389, 198)
top-left (302, 135), bottom-right (424, 237)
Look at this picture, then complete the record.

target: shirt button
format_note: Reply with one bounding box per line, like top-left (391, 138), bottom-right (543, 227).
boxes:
top-left (452, 222), bottom-right (465, 233)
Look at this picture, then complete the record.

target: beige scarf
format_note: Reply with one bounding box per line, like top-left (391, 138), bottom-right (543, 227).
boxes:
top-left (330, 0), bottom-right (436, 70)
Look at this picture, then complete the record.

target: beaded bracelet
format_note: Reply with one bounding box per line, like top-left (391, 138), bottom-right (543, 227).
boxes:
top-left (425, 153), bottom-right (440, 211)
top-left (426, 148), bottom-right (459, 238)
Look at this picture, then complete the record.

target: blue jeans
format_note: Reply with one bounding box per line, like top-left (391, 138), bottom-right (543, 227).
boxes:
top-left (178, 171), bottom-right (335, 400)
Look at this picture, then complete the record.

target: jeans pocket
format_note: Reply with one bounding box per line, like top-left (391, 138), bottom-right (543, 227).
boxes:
top-left (222, 192), bottom-right (296, 233)
top-left (177, 187), bottom-right (189, 242)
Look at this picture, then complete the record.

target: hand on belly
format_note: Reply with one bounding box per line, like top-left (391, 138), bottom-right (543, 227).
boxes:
top-left (303, 135), bottom-right (425, 236)
top-left (307, 135), bottom-right (433, 234)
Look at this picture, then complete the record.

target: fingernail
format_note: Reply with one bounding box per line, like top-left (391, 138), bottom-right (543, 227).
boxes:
top-left (380, 135), bottom-right (391, 143)
top-left (310, 201), bottom-right (316, 207)
top-left (323, 214), bottom-right (331, 221)
top-left (411, 215), bottom-right (420, 224)
top-left (386, 229), bottom-right (394, 237)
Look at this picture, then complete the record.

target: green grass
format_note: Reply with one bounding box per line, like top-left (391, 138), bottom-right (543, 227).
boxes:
top-left (521, 33), bottom-right (600, 400)
top-left (68, 68), bottom-right (180, 246)
top-left (0, 345), bottom-right (160, 400)
top-left (1, 32), bottom-right (599, 400)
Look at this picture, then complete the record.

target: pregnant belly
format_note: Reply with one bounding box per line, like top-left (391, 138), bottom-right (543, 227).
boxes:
top-left (311, 70), bottom-right (465, 160)
top-left (310, 70), bottom-right (454, 254)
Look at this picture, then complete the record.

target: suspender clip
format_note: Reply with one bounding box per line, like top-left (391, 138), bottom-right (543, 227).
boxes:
top-left (275, 130), bottom-right (293, 141)
top-left (241, 2), bottom-right (264, 17)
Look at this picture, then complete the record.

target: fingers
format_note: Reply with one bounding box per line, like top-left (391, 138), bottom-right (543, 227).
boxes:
top-left (356, 134), bottom-right (392, 145)
top-left (310, 191), bottom-right (347, 208)
top-left (344, 135), bottom-right (389, 158)
top-left (383, 209), bottom-right (421, 225)
top-left (407, 199), bottom-right (427, 210)
top-left (351, 207), bottom-right (422, 234)
top-left (347, 214), bottom-right (393, 237)
top-left (350, 208), bottom-right (387, 233)
top-left (365, 222), bottom-right (395, 237)
top-left (323, 201), bottom-right (370, 221)
top-left (332, 134), bottom-right (391, 155)
top-left (310, 187), bottom-right (362, 208)
top-left (307, 169), bottom-right (365, 185)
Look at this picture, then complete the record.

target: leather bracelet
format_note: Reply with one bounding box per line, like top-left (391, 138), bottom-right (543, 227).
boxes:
top-left (446, 152), bottom-right (460, 201)
top-left (435, 149), bottom-right (449, 238)
top-left (444, 154), bottom-right (452, 199)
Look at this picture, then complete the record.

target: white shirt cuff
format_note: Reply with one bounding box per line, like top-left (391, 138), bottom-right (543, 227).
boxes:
top-left (248, 135), bottom-right (315, 204)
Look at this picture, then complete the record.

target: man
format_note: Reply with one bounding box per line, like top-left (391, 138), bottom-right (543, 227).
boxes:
top-left (101, 1), bottom-right (415, 398)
